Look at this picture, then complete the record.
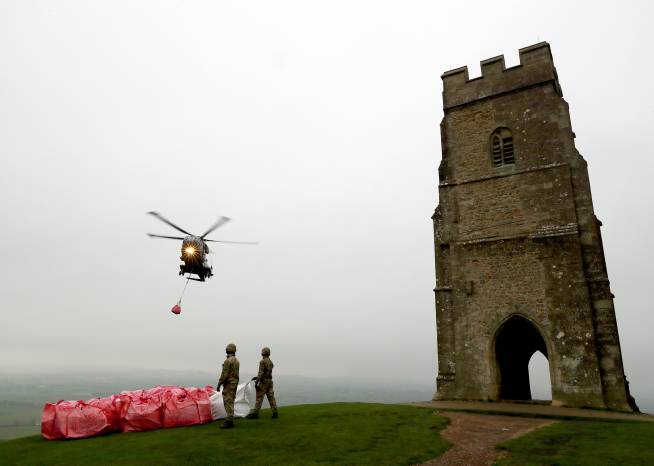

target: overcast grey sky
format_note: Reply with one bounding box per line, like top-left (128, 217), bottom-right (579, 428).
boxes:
top-left (1, 1), bottom-right (653, 399)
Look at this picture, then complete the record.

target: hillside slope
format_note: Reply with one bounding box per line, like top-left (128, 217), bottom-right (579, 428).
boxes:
top-left (496, 418), bottom-right (654, 465)
top-left (0, 403), bottom-right (450, 466)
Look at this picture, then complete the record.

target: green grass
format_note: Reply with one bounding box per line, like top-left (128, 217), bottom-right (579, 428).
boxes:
top-left (0, 403), bottom-right (450, 466)
top-left (496, 419), bottom-right (654, 466)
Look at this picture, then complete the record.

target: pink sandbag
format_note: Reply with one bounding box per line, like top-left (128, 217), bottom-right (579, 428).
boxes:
top-left (196, 386), bottom-right (214, 423)
top-left (204, 385), bottom-right (216, 395)
top-left (41, 403), bottom-right (58, 439)
top-left (88, 395), bottom-right (125, 432)
top-left (163, 387), bottom-right (200, 428)
top-left (195, 387), bottom-right (214, 423)
top-left (144, 386), bottom-right (177, 398)
top-left (120, 390), bottom-right (165, 433)
top-left (41, 398), bottom-right (119, 440)
top-left (42, 385), bottom-right (216, 439)
top-left (162, 387), bottom-right (213, 428)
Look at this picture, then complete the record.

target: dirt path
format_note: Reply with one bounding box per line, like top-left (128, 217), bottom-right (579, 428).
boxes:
top-left (421, 411), bottom-right (554, 466)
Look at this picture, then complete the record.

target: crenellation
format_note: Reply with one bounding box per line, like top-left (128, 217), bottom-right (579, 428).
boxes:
top-left (442, 42), bottom-right (561, 110)
top-left (441, 65), bottom-right (469, 79)
top-left (480, 55), bottom-right (506, 77)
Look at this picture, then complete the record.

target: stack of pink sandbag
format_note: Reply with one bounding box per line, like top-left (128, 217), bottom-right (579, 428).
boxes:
top-left (41, 385), bottom-right (215, 440)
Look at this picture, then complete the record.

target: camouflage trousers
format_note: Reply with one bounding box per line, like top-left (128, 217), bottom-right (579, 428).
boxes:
top-left (254, 380), bottom-right (277, 412)
top-left (222, 381), bottom-right (238, 421)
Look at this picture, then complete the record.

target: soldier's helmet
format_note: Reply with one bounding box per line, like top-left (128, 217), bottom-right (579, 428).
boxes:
top-left (261, 347), bottom-right (271, 356)
top-left (226, 343), bottom-right (237, 354)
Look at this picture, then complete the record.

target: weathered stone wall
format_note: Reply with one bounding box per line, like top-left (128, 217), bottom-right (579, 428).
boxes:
top-left (433, 42), bottom-right (630, 410)
top-left (439, 85), bottom-right (574, 183)
top-left (453, 165), bottom-right (577, 243)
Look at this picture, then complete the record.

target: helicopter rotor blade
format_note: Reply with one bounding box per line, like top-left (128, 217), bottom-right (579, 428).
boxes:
top-left (204, 239), bottom-right (259, 245)
top-left (147, 211), bottom-right (192, 235)
top-left (147, 234), bottom-right (186, 240)
top-left (200, 216), bottom-right (231, 239)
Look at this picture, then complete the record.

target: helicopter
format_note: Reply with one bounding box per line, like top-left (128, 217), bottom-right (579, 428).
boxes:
top-left (147, 211), bottom-right (257, 282)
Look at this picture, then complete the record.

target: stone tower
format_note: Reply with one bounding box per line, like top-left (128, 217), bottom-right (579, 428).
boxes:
top-left (433, 42), bottom-right (631, 410)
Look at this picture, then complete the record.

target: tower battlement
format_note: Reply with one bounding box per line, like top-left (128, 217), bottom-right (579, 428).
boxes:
top-left (441, 42), bottom-right (562, 110)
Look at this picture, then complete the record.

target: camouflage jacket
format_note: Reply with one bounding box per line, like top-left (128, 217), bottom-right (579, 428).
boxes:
top-left (257, 357), bottom-right (274, 381)
top-left (218, 355), bottom-right (240, 385)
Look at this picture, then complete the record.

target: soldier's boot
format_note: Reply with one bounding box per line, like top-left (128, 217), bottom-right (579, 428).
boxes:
top-left (272, 411), bottom-right (279, 419)
top-left (219, 419), bottom-right (234, 429)
top-left (246, 411), bottom-right (259, 419)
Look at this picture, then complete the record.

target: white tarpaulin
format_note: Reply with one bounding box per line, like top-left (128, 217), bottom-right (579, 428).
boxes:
top-left (209, 380), bottom-right (256, 420)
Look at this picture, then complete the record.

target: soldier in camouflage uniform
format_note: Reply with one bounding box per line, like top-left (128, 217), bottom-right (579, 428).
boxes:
top-left (246, 346), bottom-right (278, 419)
top-left (216, 342), bottom-right (240, 429)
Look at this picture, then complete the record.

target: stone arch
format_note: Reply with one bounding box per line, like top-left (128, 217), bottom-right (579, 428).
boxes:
top-left (489, 314), bottom-right (553, 401)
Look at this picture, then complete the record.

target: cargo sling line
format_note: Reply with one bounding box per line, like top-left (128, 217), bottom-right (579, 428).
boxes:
top-left (177, 275), bottom-right (191, 306)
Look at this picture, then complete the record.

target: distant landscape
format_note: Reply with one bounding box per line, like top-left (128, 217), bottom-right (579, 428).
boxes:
top-left (3, 366), bottom-right (651, 442)
top-left (0, 367), bottom-right (434, 441)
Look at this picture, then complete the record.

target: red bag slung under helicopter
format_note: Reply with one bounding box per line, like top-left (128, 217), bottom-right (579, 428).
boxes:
top-left (41, 386), bottom-right (216, 439)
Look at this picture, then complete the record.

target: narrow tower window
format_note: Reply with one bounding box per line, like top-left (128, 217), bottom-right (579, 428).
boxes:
top-left (490, 128), bottom-right (514, 167)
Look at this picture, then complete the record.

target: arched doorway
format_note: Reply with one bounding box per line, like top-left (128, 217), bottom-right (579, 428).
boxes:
top-left (494, 315), bottom-right (549, 400)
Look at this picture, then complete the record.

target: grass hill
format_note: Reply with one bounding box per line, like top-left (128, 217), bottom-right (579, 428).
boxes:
top-left (0, 403), bottom-right (450, 466)
top-left (4, 401), bottom-right (654, 465)
top-left (496, 418), bottom-right (654, 466)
